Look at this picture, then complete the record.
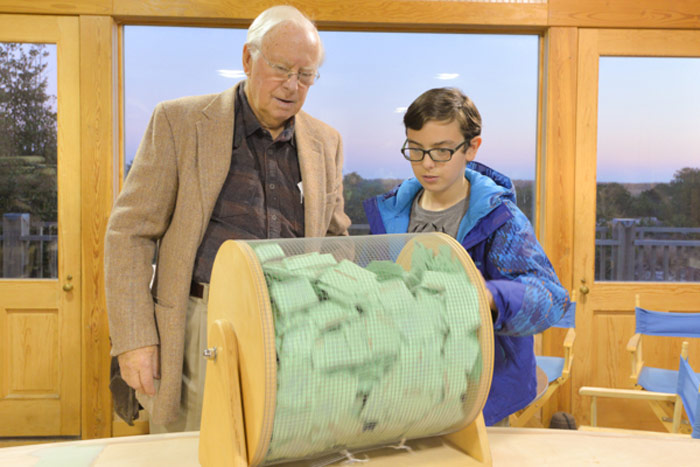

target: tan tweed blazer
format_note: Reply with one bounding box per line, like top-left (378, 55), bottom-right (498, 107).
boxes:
top-left (104, 83), bottom-right (350, 424)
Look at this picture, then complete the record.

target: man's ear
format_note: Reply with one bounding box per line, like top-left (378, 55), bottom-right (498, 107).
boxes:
top-left (466, 136), bottom-right (482, 162)
top-left (242, 44), bottom-right (253, 76)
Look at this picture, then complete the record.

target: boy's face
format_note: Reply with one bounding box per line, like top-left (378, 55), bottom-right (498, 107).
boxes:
top-left (406, 119), bottom-right (481, 200)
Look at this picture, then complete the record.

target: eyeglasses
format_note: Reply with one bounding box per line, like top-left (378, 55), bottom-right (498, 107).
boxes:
top-left (256, 49), bottom-right (320, 86)
top-left (401, 139), bottom-right (469, 162)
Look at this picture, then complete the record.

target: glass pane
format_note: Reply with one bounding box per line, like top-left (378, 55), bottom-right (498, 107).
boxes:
top-left (596, 57), bottom-right (700, 282)
top-left (0, 42), bottom-right (58, 278)
top-left (124, 27), bottom-right (538, 234)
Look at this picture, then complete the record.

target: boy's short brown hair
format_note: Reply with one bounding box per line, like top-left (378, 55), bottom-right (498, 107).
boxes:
top-left (403, 87), bottom-right (482, 142)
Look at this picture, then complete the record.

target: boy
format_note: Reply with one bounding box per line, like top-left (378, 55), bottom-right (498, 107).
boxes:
top-left (363, 87), bottom-right (569, 425)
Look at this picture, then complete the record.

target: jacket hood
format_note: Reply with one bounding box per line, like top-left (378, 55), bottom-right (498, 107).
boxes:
top-left (369, 161), bottom-right (516, 242)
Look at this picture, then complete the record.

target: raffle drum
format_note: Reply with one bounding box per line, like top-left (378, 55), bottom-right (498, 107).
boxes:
top-left (199, 232), bottom-right (494, 466)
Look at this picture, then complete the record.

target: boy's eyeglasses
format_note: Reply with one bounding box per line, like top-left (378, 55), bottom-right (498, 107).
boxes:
top-left (401, 139), bottom-right (469, 162)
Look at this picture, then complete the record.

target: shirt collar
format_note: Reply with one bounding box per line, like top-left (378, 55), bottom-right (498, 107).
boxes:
top-left (238, 82), bottom-right (296, 145)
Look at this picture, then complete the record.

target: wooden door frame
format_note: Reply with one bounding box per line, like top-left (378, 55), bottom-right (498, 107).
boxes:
top-left (0, 14), bottom-right (82, 436)
top-left (571, 28), bottom-right (700, 428)
top-left (79, 15), bottom-right (119, 439)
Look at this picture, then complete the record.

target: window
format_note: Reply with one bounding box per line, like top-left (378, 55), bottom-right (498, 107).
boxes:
top-left (124, 27), bottom-right (539, 231)
top-left (596, 57), bottom-right (700, 282)
top-left (0, 42), bottom-right (57, 278)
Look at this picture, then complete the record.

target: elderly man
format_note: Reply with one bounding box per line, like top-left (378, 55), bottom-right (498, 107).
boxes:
top-left (105, 5), bottom-right (350, 432)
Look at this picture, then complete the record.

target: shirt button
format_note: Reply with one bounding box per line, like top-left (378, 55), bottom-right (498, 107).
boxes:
top-left (269, 183), bottom-right (276, 190)
top-left (272, 214), bottom-right (278, 221)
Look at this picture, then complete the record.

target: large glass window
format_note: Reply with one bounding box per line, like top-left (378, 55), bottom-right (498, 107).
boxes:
top-left (596, 57), bottom-right (700, 282)
top-left (0, 43), bottom-right (57, 278)
top-left (124, 27), bottom-right (539, 232)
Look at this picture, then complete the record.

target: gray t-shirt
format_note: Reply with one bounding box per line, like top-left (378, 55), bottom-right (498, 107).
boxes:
top-left (408, 189), bottom-right (469, 238)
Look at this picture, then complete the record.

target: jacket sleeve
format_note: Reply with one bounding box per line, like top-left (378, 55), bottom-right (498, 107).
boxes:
top-left (104, 102), bottom-right (179, 356)
top-left (325, 131), bottom-right (351, 237)
top-left (483, 204), bottom-right (569, 336)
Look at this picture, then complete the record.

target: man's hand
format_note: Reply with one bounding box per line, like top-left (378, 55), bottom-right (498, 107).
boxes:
top-left (117, 345), bottom-right (160, 396)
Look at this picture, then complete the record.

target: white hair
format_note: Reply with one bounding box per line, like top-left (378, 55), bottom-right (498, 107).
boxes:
top-left (246, 5), bottom-right (324, 65)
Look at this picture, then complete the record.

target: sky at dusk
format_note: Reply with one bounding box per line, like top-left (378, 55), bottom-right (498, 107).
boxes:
top-left (123, 27), bottom-right (538, 181)
top-left (597, 56), bottom-right (700, 183)
top-left (119, 26), bottom-right (699, 184)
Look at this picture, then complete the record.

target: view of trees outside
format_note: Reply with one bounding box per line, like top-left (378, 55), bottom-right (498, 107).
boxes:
top-left (123, 27), bottom-right (539, 233)
top-left (595, 57), bottom-right (700, 282)
top-left (0, 42), bottom-right (58, 278)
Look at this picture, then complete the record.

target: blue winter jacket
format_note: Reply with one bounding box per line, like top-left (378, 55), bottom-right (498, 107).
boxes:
top-left (362, 161), bottom-right (569, 425)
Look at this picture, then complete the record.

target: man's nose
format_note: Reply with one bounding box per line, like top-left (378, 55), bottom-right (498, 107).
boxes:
top-left (422, 154), bottom-right (436, 169)
top-left (281, 73), bottom-right (300, 89)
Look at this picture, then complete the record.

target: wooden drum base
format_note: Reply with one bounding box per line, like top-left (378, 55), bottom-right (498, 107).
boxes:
top-left (199, 317), bottom-right (491, 466)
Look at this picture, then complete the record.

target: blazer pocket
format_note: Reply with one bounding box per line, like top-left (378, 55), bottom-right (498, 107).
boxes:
top-left (153, 296), bottom-right (175, 309)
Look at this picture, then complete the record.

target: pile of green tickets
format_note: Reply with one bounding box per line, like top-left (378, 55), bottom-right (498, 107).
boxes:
top-left (251, 242), bottom-right (483, 463)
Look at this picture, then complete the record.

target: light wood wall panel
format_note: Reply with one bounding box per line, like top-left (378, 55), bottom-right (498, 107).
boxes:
top-left (597, 29), bottom-right (700, 56)
top-left (0, 0), bottom-right (110, 15)
top-left (4, 0), bottom-right (700, 29)
top-left (549, 0), bottom-right (700, 29)
top-left (80, 15), bottom-right (118, 440)
top-left (538, 26), bottom-right (577, 421)
top-left (541, 27), bottom-right (576, 289)
top-left (111, 0), bottom-right (548, 28)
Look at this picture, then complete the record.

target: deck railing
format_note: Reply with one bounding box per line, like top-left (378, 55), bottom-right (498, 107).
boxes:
top-left (2, 215), bottom-right (698, 282)
top-left (0, 213), bottom-right (57, 278)
top-left (596, 219), bottom-right (700, 282)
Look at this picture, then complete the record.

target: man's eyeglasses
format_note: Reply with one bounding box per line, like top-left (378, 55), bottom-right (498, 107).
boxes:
top-left (401, 139), bottom-right (470, 162)
top-left (256, 49), bottom-right (320, 86)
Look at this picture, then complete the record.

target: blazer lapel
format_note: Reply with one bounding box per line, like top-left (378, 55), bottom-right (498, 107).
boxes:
top-left (295, 113), bottom-right (326, 237)
top-left (195, 86), bottom-right (237, 237)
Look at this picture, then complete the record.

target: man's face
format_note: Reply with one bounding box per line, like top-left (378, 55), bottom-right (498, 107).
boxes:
top-left (243, 22), bottom-right (320, 137)
top-left (406, 119), bottom-right (480, 200)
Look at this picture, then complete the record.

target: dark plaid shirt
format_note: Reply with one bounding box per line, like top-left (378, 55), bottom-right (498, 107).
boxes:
top-left (192, 84), bottom-right (305, 283)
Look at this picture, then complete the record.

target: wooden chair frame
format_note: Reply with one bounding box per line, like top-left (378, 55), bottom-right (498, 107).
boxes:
top-left (509, 292), bottom-right (576, 428)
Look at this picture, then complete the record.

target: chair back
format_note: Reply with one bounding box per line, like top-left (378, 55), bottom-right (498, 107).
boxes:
top-left (635, 307), bottom-right (700, 338)
top-left (677, 355), bottom-right (700, 439)
top-left (553, 300), bottom-right (576, 329)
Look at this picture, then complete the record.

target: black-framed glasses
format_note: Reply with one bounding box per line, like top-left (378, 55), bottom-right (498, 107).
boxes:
top-left (256, 49), bottom-right (320, 86)
top-left (401, 139), bottom-right (469, 162)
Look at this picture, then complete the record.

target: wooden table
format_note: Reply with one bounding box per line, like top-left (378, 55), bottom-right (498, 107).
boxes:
top-left (1, 427), bottom-right (699, 466)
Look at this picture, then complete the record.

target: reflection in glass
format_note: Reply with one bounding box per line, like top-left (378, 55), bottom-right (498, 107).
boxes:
top-left (596, 57), bottom-right (700, 282)
top-left (124, 27), bottom-right (539, 234)
top-left (0, 42), bottom-right (58, 278)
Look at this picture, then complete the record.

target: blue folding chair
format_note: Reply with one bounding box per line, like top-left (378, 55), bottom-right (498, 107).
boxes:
top-left (509, 296), bottom-right (576, 427)
top-left (677, 342), bottom-right (700, 439)
top-left (629, 304), bottom-right (700, 396)
top-left (536, 299), bottom-right (576, 385)
top-left (581, 296), bottom-right (700, 433)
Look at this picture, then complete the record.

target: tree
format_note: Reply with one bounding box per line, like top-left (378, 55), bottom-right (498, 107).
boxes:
top-left (0, 43), bottom-right (57, 222)
top-left (629, 183), bottom-right (673, 224)
top-left (343, 172), bottom-right (402, 225)
top-left (669, 167), bottom-right (700, 227)
top-left (596, 182), bottom-right (633, 223)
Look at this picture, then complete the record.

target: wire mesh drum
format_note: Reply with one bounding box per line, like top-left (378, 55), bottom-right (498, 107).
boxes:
top-left (206, 232), bottom-right (494, 466)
